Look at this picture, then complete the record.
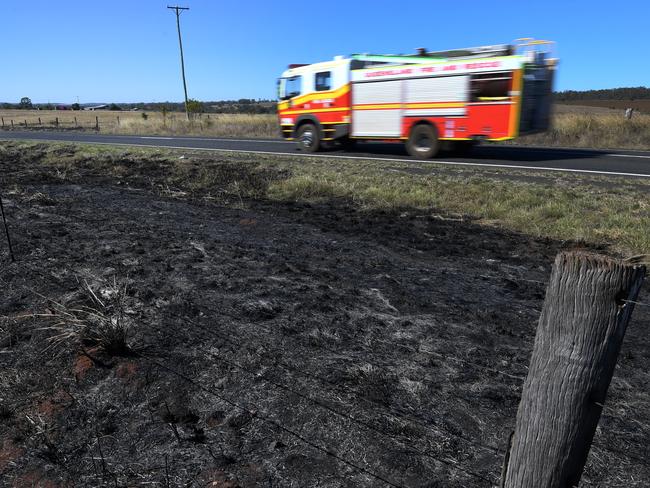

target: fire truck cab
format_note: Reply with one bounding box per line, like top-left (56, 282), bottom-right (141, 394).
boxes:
top-left (277, 40), bottom-right (557, 159)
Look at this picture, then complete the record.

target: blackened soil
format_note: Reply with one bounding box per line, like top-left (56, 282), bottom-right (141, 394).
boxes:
top-left (0, 150), bottom-right (648, 487)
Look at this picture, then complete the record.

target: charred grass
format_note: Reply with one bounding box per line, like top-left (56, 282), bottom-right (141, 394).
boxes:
top-left (0, 141), bottom-right (649, 486)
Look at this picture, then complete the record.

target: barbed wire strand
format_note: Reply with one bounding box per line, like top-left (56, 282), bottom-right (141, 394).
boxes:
top-left (170, 309), bottom-right (506, 455)
top-left (4, 239), bottom-right (649, 471)
top-left (3, 260), bottom-right (509, 460)
top-left (0, 271), bottom-right (407, 488)
top-left (3, 265), bottom-right (496, 485)
top-left (145, 317), bottom-right (497, 486)
top-left (1, 193), bottom-right (530, 385)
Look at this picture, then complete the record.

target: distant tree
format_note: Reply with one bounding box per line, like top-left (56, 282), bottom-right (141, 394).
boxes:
top-left (19, 97), bottom-right (33, 109)
top-left (186, 98), bottom-right (204, 117)
top-left (43, 103), bottom-right (55, 110)
top-left (109, 103), bottom-right (122, 111)
top-left (71, 103), bottom-right (81, 111)
top-left (160, 104), bottom-right (171, 126)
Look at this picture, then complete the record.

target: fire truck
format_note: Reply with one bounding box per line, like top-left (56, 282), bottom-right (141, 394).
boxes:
top-left (277, 39), bottom-right (557, 159)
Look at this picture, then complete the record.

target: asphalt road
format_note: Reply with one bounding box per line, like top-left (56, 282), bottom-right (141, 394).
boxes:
top-left (2, 130), bottom-right (650, 179)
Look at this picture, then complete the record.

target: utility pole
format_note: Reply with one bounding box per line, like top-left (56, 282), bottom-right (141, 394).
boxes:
top-left (168, 5), bottom-right (190, 120)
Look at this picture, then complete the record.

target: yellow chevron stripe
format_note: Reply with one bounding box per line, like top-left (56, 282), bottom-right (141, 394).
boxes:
top-left (352, 102), bottom-right (466, 110)
top-left (353, 103), bottom-right (402, 110)
top-left (280, 107), bottom-right (351, 115)
top-left (406, 102), bottom-right (465, 109)
top-left (289, 84), bottom-right (351, 105)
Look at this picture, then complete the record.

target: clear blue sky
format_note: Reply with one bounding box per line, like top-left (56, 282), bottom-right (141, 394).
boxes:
top-left (3, 0), bottom-right (648, 104)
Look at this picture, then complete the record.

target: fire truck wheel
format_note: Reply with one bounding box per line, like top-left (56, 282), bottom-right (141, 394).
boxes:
top-left (406, 124), bottom-right (439, 159)
top-left (296, 123), bottom-right (321, 153)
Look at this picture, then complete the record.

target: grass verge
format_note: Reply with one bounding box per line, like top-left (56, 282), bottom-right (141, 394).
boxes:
top-left (515, 111), bottom-right (650, 150)
top-left (1, 140), bottom-right (649, 255)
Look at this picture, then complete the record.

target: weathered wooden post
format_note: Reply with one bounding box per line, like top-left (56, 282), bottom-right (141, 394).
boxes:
top-left (503, 252), bottom-right (645, 488)
top-left (117, 115), bottom-right (120, 127)
top-left (55, 117), bottom-right (59, 128)
top-left (95, 116), bottom-right (99, 131)
top-left (1, 117), bottom-right (4, 127)
top-left (74, 116), bottom-right (78, 127)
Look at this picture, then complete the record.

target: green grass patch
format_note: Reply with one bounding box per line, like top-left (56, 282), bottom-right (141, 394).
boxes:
top-left (2, 140), bottom-right (650, 255)
top-left (266, 158), bottom-right (650, 255)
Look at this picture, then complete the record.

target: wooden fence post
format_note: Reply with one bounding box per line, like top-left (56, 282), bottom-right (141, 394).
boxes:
top-left (55, 117), bottom-right (59, 128)
top-left (503, 252), bottom-right (645, 488)
top-left (11, 120), bottom-right (14, 128)
top-left (95, 116), bottom-right (99, 131)
top-left (74, 116), bottom-right (78, 127)
top-left (1, 117), bottom-right (4, 127)
top-left (117, 115), bottom-right (120, 127)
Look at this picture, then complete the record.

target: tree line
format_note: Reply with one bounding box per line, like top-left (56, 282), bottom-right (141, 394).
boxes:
top-left (6, 88), bottom-right (648, 112)
top-left (555, 86), bottom-right (650, 101)
top-left (0, 98), bottom-right (276, 114)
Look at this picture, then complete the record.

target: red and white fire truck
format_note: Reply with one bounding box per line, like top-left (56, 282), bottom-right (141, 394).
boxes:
top-left (277, 40), bottom-right (557, 158)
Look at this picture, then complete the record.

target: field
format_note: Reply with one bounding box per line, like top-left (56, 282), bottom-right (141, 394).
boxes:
top-left (560, 99), bottom-right (650, 113)
top-left (0, 109), bottom-right (279, 139)
top-left (0, 141), bottom-right (648, 487)
top-left (2, 104), bottom-right (650, 151)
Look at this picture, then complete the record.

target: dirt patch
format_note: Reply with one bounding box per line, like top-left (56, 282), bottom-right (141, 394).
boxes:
top-left (0, 143), bottom-right (648, 487)
top-left (10, 469), bottom-right (61, 488)
top-left (0, 439), bottom-right (24, 473)
top-left (115, 361), bottom-right (138, 382)
top-left (73, 354), bottom-right (95, 381)
top-left (35, 390), bottom-right (74, 419)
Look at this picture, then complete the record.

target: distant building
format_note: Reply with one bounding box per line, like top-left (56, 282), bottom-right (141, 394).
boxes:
top-left (84, 105), bottom-right (108, 111)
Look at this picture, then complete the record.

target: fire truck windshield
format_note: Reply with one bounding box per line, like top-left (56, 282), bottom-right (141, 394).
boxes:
top-left (279, 76), bottom-right (301, 100)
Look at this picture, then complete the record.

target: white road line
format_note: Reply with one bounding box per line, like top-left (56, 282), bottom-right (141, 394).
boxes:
top-left (22, 138), bottom-right (650, 179)
top-left (139, 136), bottom-right (292, 144)
top-left (611, 153), bottom-right (650, 159)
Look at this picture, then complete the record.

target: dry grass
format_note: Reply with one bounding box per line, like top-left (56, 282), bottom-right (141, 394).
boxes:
top-left (0, 109), bottom-right (279, 138)
top-left (2, 106), bottom-right (650, 150)
top-left (40, 277), bottom-right (133, 356)
top-left (559, 99), bottom-right (650, 113)
top-left (516, 111), bottom-right (650, 150)
top-left (267, 163), bottom-right (650, 254)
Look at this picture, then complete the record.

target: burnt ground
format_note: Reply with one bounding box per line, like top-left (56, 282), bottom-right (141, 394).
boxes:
top-left (0, 144), bottom-right (648, 487)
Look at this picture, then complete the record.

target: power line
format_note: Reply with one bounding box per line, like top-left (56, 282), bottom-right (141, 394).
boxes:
top-left (140, 354), bottom-right (407, 488)
top-left (167, 5), bottom-right (191, 121)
